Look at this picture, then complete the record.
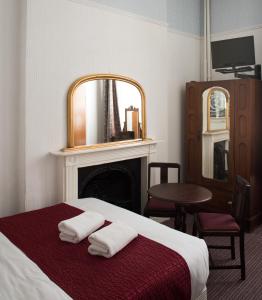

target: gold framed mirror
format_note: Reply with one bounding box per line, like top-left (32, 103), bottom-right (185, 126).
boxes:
top-left (202, 86), bottom-right (230, 181)
top-left (207, 87), bottom-right (229, 132)
top-left (66, 74), bottom-right (147, 150)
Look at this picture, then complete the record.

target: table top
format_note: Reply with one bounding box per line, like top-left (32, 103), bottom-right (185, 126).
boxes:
top-left (148, 183), bottom-right (212, 205)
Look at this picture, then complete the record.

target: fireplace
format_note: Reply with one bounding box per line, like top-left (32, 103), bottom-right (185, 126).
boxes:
top-left (78, 158), bottom-right (141, 213)
top-left (51, 140), bottom-right (157, 209)
top-left (214, 141), bottom-right (228, 180)
top-left (202, 130), bottom-right (229, 179)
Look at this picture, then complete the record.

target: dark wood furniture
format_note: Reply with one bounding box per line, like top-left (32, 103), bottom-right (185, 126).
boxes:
top-left (185, 79), bottom-right (262, 231)
top-left (193, 176), bottom-right (251, 280)
top-left (147, 183), bottom-right (212, 231)
top-left (143, 163), bottom-right (184, 229)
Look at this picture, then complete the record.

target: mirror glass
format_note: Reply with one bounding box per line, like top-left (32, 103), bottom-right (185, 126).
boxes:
top-left (202, 87), bottom-right (230, 181)
top-left (208, 89), bottom-right (228, 131)
top-left (68, 76), bottom-right (145, 148)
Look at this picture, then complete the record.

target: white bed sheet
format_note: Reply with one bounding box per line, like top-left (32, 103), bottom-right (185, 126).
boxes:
top-left (69, 198), bottom-right (209, 300)
top-left (0, 233), bottom-right (72, 300)
top-left (0, 198), bottom-right (209, 300)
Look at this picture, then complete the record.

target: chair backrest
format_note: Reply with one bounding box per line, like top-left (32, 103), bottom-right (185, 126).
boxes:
top-left (233, 175), bottom-right (251, 230)
top-left (148, 162), bottom-right (180, 189)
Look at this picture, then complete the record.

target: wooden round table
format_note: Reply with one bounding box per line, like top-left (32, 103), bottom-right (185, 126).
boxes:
top-left (148, 183), bottom-right (212, 231)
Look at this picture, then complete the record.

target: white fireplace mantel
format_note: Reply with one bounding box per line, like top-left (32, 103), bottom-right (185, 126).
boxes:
top-left (51, 140), bottom-right (157, 208)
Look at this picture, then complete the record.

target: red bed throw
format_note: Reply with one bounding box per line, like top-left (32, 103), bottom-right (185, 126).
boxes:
top-left (0, 203), bottom-right (191, 300)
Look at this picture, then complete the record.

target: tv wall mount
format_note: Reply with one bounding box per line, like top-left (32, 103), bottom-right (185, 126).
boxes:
top-left (215, 64), bottom-right (261, 80)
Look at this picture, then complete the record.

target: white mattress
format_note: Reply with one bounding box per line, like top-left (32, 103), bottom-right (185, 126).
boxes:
top-left (70, 198), bottom-right (209, 300)
top-left (0, 198), bottom-right (209, 300)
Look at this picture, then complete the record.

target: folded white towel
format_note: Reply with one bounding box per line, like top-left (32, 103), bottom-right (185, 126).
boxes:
top-left (58, 211), bottom-right (105, 244)
top-left (88, 221), bottom-right (138, 258)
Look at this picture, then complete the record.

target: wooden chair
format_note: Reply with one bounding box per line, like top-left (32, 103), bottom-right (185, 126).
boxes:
top-left (143, 162), bottom-right (186, 231)
top-left (193, 175), bottom-right (250, 280)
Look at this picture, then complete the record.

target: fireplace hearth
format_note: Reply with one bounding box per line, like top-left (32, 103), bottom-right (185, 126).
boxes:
top-left (78, 159), bottom-right (141, 213)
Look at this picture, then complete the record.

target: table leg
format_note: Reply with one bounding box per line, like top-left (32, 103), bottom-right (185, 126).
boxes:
top-left (175, 205), bottom-right (183, 231)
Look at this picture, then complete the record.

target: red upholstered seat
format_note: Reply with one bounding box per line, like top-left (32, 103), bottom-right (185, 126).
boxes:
top-left (198, 212), bottom-right (240, 232)
top-left (145, 197), bottom-right (176, 212)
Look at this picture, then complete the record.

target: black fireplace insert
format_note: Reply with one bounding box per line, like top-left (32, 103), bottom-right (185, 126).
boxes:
top-left (78, 158), bottom-right (141, 213)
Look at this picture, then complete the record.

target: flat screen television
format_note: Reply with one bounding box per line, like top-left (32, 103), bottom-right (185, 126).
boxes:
top-left (211, 36), bottom-right (255, 69)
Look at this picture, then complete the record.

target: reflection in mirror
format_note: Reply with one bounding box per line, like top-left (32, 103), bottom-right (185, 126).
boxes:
top-left (208, 89), bottom-right (228, 131)
top-left (69, 76), bottom-right (145, 148)
top-left (202, 87), bottom-right (230, 181)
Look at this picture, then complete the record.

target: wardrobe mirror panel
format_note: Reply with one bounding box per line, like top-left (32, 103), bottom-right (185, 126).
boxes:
top-left (202, 87), bottom-right (230, 181)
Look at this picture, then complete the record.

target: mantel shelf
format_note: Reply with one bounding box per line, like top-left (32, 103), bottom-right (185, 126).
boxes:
top-left (202, 130), bottom-right (229, 136)
top-left (51, 139), bottom-right (158, 157)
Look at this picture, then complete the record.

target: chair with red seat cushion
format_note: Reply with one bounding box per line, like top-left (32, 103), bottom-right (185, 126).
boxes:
top-left (197, 212), bottom-right (240, 232)
top-left (143, 162), bottom-right (186, 231)
top-left (193, 175), bottom-right (250, 280)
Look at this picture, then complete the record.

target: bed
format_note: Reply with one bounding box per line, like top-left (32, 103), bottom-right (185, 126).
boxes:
top-left (0, 198), bottom-right (209, 300)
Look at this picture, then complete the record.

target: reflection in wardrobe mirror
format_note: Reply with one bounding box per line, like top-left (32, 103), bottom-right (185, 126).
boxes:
top-left (67, 74), bottom-right (146, 150)
top-left (202, 87), bottom-right (230, 181)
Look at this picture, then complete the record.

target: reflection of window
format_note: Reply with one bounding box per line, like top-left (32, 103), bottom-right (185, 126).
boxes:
top-left (210, 92), bottom-right (226, 118)
top-left (104, 81), bottom-right (143, 142)
top-left (207, 88), bottom-right (229, 132)
top-left (116, 81), bottom-right (142, 130)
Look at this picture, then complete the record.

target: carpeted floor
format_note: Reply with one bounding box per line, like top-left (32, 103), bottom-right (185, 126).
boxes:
top-left (163, 218), bottom-right (262, 300)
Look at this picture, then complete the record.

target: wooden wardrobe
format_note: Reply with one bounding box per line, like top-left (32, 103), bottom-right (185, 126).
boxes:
top-left (185, 79), bottom-right (262, 231)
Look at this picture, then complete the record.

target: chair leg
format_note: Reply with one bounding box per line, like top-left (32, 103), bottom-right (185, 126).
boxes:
top-left (240, 233), bottom-right (245, 280)
top-left (182, 213), bottom-right (187, 233)
top-left (231, 236), bottom-right (235, 260)
top-left (192, 220), bottom-right (197, 236)
top-left (209, 251), bottom-right (215, 268)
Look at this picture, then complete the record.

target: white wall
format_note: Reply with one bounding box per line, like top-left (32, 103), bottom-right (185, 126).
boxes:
top-left (167, 30), bottom-right (201, 166)
top-left (0, 0), bottom-right (201, 215)
top-left (167, 0), bottom-right (202, 36)
top-left (0, 0), bottom-right (26, 217)
top-left (24, 0), bottom-right (169, 211)
top-left (23, 0), bottom-right (201, 211)
top-left (211, 0), bottom-right (262, 34)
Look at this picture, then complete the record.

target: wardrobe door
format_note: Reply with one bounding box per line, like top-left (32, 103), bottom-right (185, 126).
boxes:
top-left (199, 81), bottom-right (235, 211)
top-left (185, 82), bottom-right (202, 184)
top-left (234, 80), bottom-right (252, 181)
top-left (186, 80), bottom-right (239, 212)
top-left (234, 79), bottom-right (260, 230)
